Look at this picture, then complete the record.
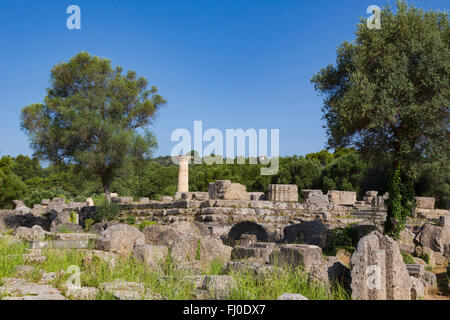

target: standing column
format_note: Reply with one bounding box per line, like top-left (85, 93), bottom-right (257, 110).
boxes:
top-left (177, 155), bottom-right (190, 193)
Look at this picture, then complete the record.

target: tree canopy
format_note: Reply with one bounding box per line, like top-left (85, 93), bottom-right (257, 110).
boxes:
top-left (311, 1), bottom-right (449, 238)
top-left (21, 52), bottom-right (166, 199)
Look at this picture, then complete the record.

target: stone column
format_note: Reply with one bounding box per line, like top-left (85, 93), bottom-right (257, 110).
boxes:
top-left (177, 156), bottom-right (190, 193)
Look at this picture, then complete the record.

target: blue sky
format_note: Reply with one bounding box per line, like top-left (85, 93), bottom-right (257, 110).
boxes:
top-left (0, 0), bottom-right (448, 158)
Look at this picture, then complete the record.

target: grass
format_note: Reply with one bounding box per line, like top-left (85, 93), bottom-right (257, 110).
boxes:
top-left (0, 237), bottom-right (350, 300)
top-left (401, 251), bottom-right (416, 264)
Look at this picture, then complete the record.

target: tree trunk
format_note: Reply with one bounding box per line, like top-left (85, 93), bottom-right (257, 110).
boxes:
top-left (104, 183), bottom-right (111, 203)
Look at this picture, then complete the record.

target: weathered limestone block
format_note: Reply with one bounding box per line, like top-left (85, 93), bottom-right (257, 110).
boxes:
top-left (268, 184), bottom-right (298, 202)
top-left (66, 287), bottom-right (99, 300)
top-left (0, 278), bottom-right (66, 300)
top-left (111, 196), bottom-right (133, 203)
top-left (238, 233), bottom-right (257, 246)
top-left (47, 202), bottom-right (66, 213)
top-left (132, 244), bottom-right (168, 268)
top-left (414, 217), bottom-right (450, 256)
top-left (175, 192), bottom-right (209, 201)
top-left (82, 250), bottom-right (117, 269)
top-left (170, 221), bottom-right (211, 236)
top-left (142, 225), bottom-right (182, 246)
top-left (277, 293), bottom-right (308, 300)
top-left (249, 192), bottom-right (266, 201)
top-left (68, 202), bottom-right (85, 209)
top-left (208, 180), bottom-right (249, 200)
top-left (269, 244), bottom-right (322, 272)
top-left (231, 244), bottom-right (274, 264)
top-left (160, 196), bottom-right (174, 202)
top-left (350, 231), bottom-right (412, 300)
top-left (203, 275), bottom-right (236, 300)
top-left (410, 276), bottom-right (425, 300)
top-left (421, 271), bottom-right (437, 289)
top-left (170, 233), bottom-right (232, 266)
top-left (139, 197), bottom-right (150, 204)
top-left (328, 190), bottom-right (357, 206)
top-left (98, 279), bottom-right (160, 300)
top-left (94, 224), bottom-right (145, 255)
top-left (366, 191), bottom-right (379, 198)
top-left (14, 225), bottom-right (48, 241)
top-left (406, 264), bottom-right (424, 277)
top-left (301, 190), bottom-right (329, 208)
top-left (308, 256), bottom-right (350, 289)
top-left (86, 198), bottom-right (94, 207)
top-left (414, 197), bottom-right (435, 209)
top-left (13, 200), bottom-right (31, 214)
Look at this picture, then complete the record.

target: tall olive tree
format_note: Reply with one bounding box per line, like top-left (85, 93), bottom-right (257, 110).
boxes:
top-left (311, 1), bottom-right (449, 238)
top-left (21, 52), bottom-right (166, 200)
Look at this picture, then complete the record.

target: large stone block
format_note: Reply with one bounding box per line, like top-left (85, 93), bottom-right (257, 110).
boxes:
top-left (269, 244), bottom-right (322, 272)
top-left (350, 231), bottom-right (412, 300)
top-left (94, 224), bottom-right (145, 255)
top-left (111, 197), bottom-right (133, 204)
top-left (328, 190), bottom-right (357, 206)
top-left (132, 244), bottom-right (168, 268)
top-left (231, 245), bottom-right (273, 264)
top-left (414, 197), bottom-right (435, 209)
top-left (414, 217), bottom-right (450, 256)
top-left (268, 184), bottom-right (298, 202)
top-left (208, 180), bottom-right (249, 200)
top-left (301, 190), bottom-right (329, 208)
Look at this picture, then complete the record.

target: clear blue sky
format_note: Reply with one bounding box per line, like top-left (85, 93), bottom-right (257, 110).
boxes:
top-left (0, 0), bottom-right (447, 158)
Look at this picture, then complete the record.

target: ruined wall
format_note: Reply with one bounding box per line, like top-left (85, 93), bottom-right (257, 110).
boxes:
top-left (268, 185), bottom-right (298, 202)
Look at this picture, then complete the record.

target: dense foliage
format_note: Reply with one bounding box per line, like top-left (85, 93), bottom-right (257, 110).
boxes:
top-left (0, 149), bottom-right (447, 210)
top-left (20, 52), bottom-right (165, 199)
top-left (311, 1), bottom-right (449, 237)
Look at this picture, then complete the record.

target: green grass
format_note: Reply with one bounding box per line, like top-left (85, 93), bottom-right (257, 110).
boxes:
top-left (401, 251), bottom-right (416, 264)
top-left (0, 237), bottom-right (28, 279)
top-left (226, 265), bottom-right (349, 300)
top-left (0, 238), bottom-right (349, 300)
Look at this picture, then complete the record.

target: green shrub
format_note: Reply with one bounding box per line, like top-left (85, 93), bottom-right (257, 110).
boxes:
top-left (420, 253), bottom-right (431, 265)
top-left (84, 218), bottom-right (95, 232)
top-left (22, 187), bottom-right (69, 208)
top-left (125, 216), bottom-right (136, 225)
top-left (138, 221), bottom-right (157, 231)
top-left (69, 211), bottom-right (78, 223)
top-left (401, 251), bottom-right (416, 264)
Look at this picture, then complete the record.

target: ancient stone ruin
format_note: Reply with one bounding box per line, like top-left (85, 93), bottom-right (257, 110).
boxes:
top-left (0, 165), bottom-right (449, 301)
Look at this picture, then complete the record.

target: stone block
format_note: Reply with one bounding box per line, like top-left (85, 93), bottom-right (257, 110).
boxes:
top-left (328, 190), bottom-right (357, 205)
top-left (208, 180), bottom-right (249, 200)
top-left (415, 197), bottom-right (435, 209)
top-left (268, 184), bottom-right (298, 202)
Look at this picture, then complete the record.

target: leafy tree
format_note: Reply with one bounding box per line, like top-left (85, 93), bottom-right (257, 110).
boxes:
top-left (320, 153), bottom-right (367, 196)
top-left (311, 1), bottom-right (449, 237)
top-left (306, 150), bottom-right (334, 166)
top-left (0, 156), bottom-right (27, 208)
top-left (12, 155), bottom-right (43, 181)
top-left (21, 52), bottom-right (165, 200)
